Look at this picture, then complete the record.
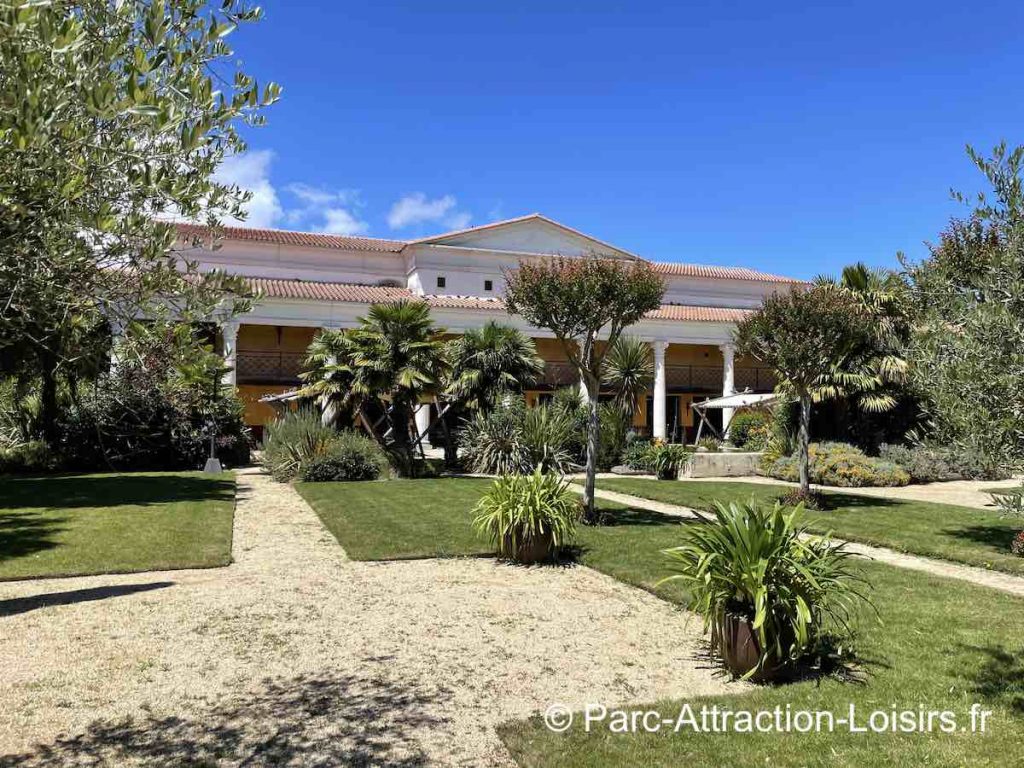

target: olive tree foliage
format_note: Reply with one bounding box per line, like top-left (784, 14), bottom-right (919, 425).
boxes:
top-left (901, 143), bottom-right (1024, 473)
top-left (504, 255), bottom-right (665, 520)
top-left (735, 287), bottom-right (876, 498)
top-left (0, 0), bottom-right (279, 441)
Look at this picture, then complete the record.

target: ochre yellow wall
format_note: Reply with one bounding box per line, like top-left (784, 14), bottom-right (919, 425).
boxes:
top-left (238, 324), bottom-right (317, 353)
top-left (238, 384), bottom-right (294, 426)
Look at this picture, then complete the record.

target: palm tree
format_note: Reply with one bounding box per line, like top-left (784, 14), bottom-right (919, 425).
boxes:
top-left (814, 263), bottom-right (910, 413)
top-left (346, 300), bottom-right (447, 476)
top-left (299, 329), bottom-right (358, 427)
top-left (601, 335), bottom-right (653, 419)
top-left (444, 321), bottom-right (544, 412)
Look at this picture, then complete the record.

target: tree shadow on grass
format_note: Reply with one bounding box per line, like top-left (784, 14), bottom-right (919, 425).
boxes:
top-left (0, 474), bottom-right (235, 511)
top-left (592, 505), bottom-right (699, 528)
top-left (0, 581), bottom-right (174, 617)
top-left (0, 511), bottom-right (66, 563)
top-left (940, 524), bottom-right (1019, 553)
top-left (816, 492), bottom-right (902, 512)
top-left (957, 644), bottom-right (1024, 715)
top-left (0, 670), bottom-right (449, 767)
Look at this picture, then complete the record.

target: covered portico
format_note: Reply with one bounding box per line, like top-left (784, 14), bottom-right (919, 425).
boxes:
top-left (186, 284), bottom-right (775, 441)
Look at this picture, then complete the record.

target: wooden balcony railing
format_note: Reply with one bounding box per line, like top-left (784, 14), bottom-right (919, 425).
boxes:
top-left (236, 351), bottom-right (305, 384)
top-left (540, 362), bottom-right (775, 392)
top-left (235, 351), bottom-right (777, 392)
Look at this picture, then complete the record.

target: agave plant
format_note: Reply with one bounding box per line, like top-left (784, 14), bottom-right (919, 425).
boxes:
top-left (660, 499), bottom-right (872, 679)
top-left (472, 467), bottom-right (582, 563)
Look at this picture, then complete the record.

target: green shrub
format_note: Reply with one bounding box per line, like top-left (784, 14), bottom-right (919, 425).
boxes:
top-left (622, 439), bottom-right (655, 471)
top-left (57, 365), bottom-right (250, 472)
top-left (0, 440), bottom-right (58, 474)
top-left (880, 443), bottom-right (1012, 483)
top-left (460, 398), bottom-right (599, 476)
top-left (989, 487), bottom-right (1024, 518)
top-left (459, 402), bottom-right (531, 475)
top-left (597, 402), bottom-right (630, 470)
top-left (764, 442), bottom-right (910, 487)
top-left (261, 408), bottom-right (339, 482)
top-left (298, 431), bottom-right (388, 482)
top-left (650, 443), bottom-right (693, 480)
top-left (472, 467), bottom-right (582, 563)
top-left (521, 404), bottom-right (576, 473)
top-left (727, 410), bottom-right (771, 450)
top-left (660, 499), bottom-right (872, 680)
top-left (697, 436), bottom-right (723, 452)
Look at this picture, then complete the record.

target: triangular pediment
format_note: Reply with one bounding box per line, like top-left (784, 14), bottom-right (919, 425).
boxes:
top-left (412, 214), bottom-right (639, 259)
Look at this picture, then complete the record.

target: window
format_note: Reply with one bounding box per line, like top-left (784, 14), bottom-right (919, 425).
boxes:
top-left (436, 276), bottom-right (446, 289)
top-left (484, 279), bottom-right (493, 292)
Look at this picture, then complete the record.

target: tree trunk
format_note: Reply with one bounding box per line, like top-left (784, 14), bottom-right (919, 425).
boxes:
top-left (798, 393), bottom-right (812, 497)
top-left (390, 401), bottom-right (416, 478)
top-left (37, 347), bottom-right (59, 447)
top-left (583, 379), bottom-right (600, 522)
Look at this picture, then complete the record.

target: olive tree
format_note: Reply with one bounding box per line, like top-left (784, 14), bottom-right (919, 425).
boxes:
top-left (504, 255), bottom-right (665, 520)
top-left (0, 0), bottom-right (278, 442)
top-left (902, 143), bottom-right (1024, 475)
top-left (735, 286), bottom-right (875, 497)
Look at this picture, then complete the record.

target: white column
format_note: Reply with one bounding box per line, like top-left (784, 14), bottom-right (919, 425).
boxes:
top-left (652, 340), bottom-right (667, 440)
top-left (578, 372), bottom-right (589, 404)
top-left (720, 342), bottom-right (736, 438)
top-left (414, 402), bottom-right (432, 445)
top-left (221, 321), bottom-right (239, 387)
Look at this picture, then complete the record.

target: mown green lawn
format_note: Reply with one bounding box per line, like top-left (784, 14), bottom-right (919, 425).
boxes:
top-left (299, 477), bottom-right (1024, 767)
top-left (0, 472), bottom-right (236, 580)
top-left (596, 478), bottom-right (1024, 576)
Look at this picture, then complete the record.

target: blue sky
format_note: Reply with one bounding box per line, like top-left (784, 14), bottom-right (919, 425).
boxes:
top-left (222, 1), bottom-right (1024, 279)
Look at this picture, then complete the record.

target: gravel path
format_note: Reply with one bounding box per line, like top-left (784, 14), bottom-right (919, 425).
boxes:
top-left (581, 486), bottom-right (1024, 598)
top-left (0, 469), bottom-right (742, 767)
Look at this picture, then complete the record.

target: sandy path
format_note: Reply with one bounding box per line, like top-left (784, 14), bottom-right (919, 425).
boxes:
top-left (580, 485), bottom-right (1024, 598)
top-left (0, 469), bottom-right (741, 767)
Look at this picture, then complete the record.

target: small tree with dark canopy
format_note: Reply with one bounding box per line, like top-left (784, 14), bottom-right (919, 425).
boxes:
top-left (505, 255), bottom-right (665, 520)
top-left (735, 286), bottom-right (875, 498)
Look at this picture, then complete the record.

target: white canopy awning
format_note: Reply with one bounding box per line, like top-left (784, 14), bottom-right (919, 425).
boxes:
top-left (690, 391), bottom-right (779, 411)
top-left (260, 389), bottom-right (303, 404)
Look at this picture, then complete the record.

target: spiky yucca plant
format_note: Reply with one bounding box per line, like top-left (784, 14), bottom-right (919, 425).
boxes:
top-left (660, 499), bottom-right (872, 679)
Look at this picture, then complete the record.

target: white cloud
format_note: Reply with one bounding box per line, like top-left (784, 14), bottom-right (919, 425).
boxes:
top-left (209, 155), bottom-right (468, 237)
top-left (387, 192), bottom-right (471, 231)
top-left (283, 183), bottom-right (367, 234)
top-left (214, 150), bottom-right (283, 228)
top-left (322, 208), bottom-right (369, 235)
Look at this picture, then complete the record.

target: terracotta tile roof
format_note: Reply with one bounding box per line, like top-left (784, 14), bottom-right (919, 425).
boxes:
top-left (246, 277), bottom-right (412, 303)
top-left (244, 277), bottom-right (748, 323)
top-left (651, 261), bottom-right (800, 283)
top-left (423, 295), bottom-right (507, 310)
top-left (176, 223), bottom-right (407, 253)
top-left (647, 304), bottom-right (752, 323)
top-left (177, 221), bottom-right (801, 283)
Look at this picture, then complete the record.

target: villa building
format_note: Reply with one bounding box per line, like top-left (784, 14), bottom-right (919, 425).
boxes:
top-left (174, 214), bottom-right (800, 442)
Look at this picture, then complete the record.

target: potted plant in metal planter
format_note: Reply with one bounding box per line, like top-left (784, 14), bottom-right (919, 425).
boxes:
top-left (659, 499), bottom-right (872, 681)
top-left (472, 466), bottom-right (582, 564)
top-left (651, 443), bottom-right (692, 480)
